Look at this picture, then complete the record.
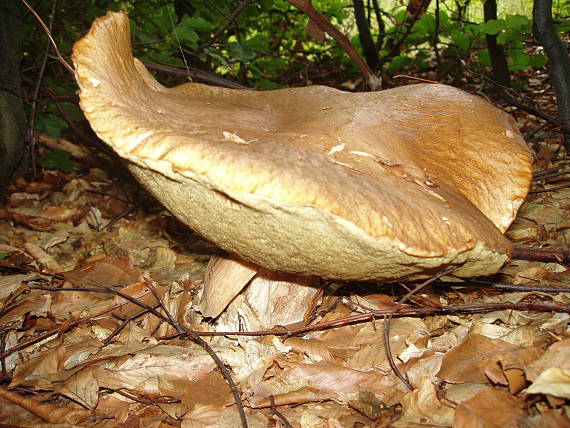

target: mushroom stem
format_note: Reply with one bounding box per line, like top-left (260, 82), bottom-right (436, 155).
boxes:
top-left (200, 255), bottom-right (323, 331)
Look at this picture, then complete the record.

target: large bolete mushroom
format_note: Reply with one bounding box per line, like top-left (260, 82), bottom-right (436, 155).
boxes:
top-left (72, 12), bottom-right (532, 324)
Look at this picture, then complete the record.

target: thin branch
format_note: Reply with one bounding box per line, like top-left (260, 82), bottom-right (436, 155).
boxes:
top-left (27, 0), bottom-right (57, 176)
top-left (104, 304), bottom-right (161, 345)
top-left (0, 263), bottom-right (64, 279)
top-left (286, 0), bottom-right (381, 90)
top-left (269, 395), bottom-right (293, 428)
top-left (198, 0), bottom-right (252, 51)
top-left (511, 246), bottom-right (570, 264)
top-left (446, 280), bottom-right (570, 294)
top-left (0, 332), bottom-right (9, 384)
top-left (500, 89), bottom-right (561, 127)
top-left (0, 302), bottom-right (128, 360)
top-left (529, 184), bottom-right (570, 194)
top-left (91, 279), bottom-right (249, 428)
top-left (20, 0), bottom-right (74, 75)
top-left (113, 388), bottom-right (180, 405)
top-left (143, 61), bottom-right (248, 89)
top-left (159, 300), bottom-right (570, 340)
top-left (385, 268), bottom-right (456, 391)
top-left (379, 0), bottom-right (429, 67)
top-left (393, 74), bottom-right (438, 83)
top-left (383, 315), bottom-right (412, 390)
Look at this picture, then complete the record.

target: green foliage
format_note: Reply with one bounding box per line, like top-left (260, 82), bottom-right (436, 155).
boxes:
top-left (18, 0), bottom-right (568, 146)
top-left (36, 113), bottom-right (67, 138)
top-left (38, 149), bottom-right (74, 173)
top-left (477, 14), bottom-right (545, 72)
top-left (0, 253), bottom-right (8, 260)
top-left (379, 5), bottom-right (554, 79)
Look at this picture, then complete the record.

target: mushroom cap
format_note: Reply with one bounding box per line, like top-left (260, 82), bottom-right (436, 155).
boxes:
top-left (72, 12), bottom-right (533, 281)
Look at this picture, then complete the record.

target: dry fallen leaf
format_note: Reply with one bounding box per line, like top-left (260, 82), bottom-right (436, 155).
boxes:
top-left (437, 334), bottom-right (518, 384)
top-left (453, 386), bottom-right (526, 428)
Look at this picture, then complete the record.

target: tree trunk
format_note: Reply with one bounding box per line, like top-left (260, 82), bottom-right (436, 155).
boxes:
top-left (484, 0), bottom-right (510, 87)
top-left (353, 0), bottom-right (379, 69)
top-left (0, 0), bottom-right (25, 196)
top-left (533, 0), bottom-right (570, 150)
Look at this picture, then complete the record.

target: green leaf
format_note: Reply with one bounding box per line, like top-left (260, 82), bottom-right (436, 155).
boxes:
top-left (529, 54), bottom-right (547, 68)
top-left (505, 14), bottom-right (530, 31)
top-left (261, 57), bottom-right (288, 75)
top-left (36, 113), bottom-right (67, 138)
top-left (414, 14), bottom-right (436, 35)
top-left (508, 47), bottom-right (530, 71)
top-left (38, 149), bottom-right (74, 173)
top-left (208, 50), bottom-right (229, 67)
top-left (388, 55), bottom-right (413, 74)
top-left (0, 253), bottom-right (8, 260)
top-left (174, 26), bottom-right (199, 45)
top-left (259, 0), bottom-right (274, 10)
top-left (246, 34), bottom-right (271, 52)
top-left (415, 51), bottom-right (431, 70)
top-left (477, 48), bottom-right (492, 68)
top-left (451, 31), bottom-right (471, 52)
top-left (556, 21), bottom-right (570, 33)
top-left (256, 79), bottom-right (279, 90)
top-left (498, 28), bottom-right (526, 45)
top-left (154, 5), bottom-right (178, 34)
top-left (181, 16), bottom-right (215, 32)
top-left (478, 19), bottom-right (505, 35)
top-left (438, 10), bottom-right (449, 28)
top-left (228, 42), bottom-right (256, 62)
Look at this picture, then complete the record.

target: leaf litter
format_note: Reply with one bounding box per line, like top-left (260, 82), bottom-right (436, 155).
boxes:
top-left (0, 151), bottom-right (569, 426)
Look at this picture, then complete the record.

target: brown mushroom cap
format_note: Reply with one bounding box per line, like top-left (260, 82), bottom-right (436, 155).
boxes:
top-left (72, 11), bottom-right (533, 281)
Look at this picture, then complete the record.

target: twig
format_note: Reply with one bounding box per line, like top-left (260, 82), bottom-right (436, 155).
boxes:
top-left (269, 395), bottom-right (293, 428)
top-left (383, 315), bottom-right (412, 390)
top-left (285, 0), bottom-right (380, 90)
top-left (511, 246), bottom-right (570, 264)
top-left (533, 170), bottom-right (570, 181)
top-left (113, 389), bottom-right (180, 405)
top-left (91, 281), bottom-right (168, 322)
top-left (143, 61), bottom-right (248, 89)
top-left (198, 0), bottom-right (252, 51)
top-left (442, 280), bottom-right (570, 294)
top-left (104, 304), bottom-right (161, 345)
top-left (0, 302), bottom-right (129, 360)
top-left (529, 184), bottom-right (570, 194)
top-left (385, 268), bottom-right (456, 391)
top-left (393, 74), bottom-right (438, 84)
top-left (21, 76), bottom-right (100, 148)
top-left (27, 0), bottom-right (57, 176)
top-left (0, 263), bottom-right (64, 279)
top-left (159, 300), bottom-right (570, 339)
top-left (378, 0), bottom-right (428, 68)
top-left (20, 0), bottom-right (74, 75)
top-left (0, 332), bottom-right (9, 384)
top-left (185, 332), bottom-right (248, 428)
top-left (533, 163), bottom-right (570, 179)
top-left (91, 280), bottom-right (249, 428)
top-left (144, 277), bottom-right (183, 332)
top-left (500, 89), bottom-right (561, 127)
top-left (104, 207), bottom-right (135, 231)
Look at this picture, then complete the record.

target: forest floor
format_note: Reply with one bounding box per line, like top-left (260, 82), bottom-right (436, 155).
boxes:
top-left (0, 65), bottom-right (569, 427)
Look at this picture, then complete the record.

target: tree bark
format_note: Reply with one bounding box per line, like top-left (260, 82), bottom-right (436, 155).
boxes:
top-left (484, 0), bottom-right (510, 87)
top-left (353, 0), bottom-right (379, 69)
top-left (533, 0), bottom-right (570, 150)
top-left (0, 0), bottom-right (25, 196)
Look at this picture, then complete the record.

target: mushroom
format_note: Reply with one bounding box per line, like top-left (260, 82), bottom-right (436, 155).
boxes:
top-left (72, 12), bottom-right (532, 327)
